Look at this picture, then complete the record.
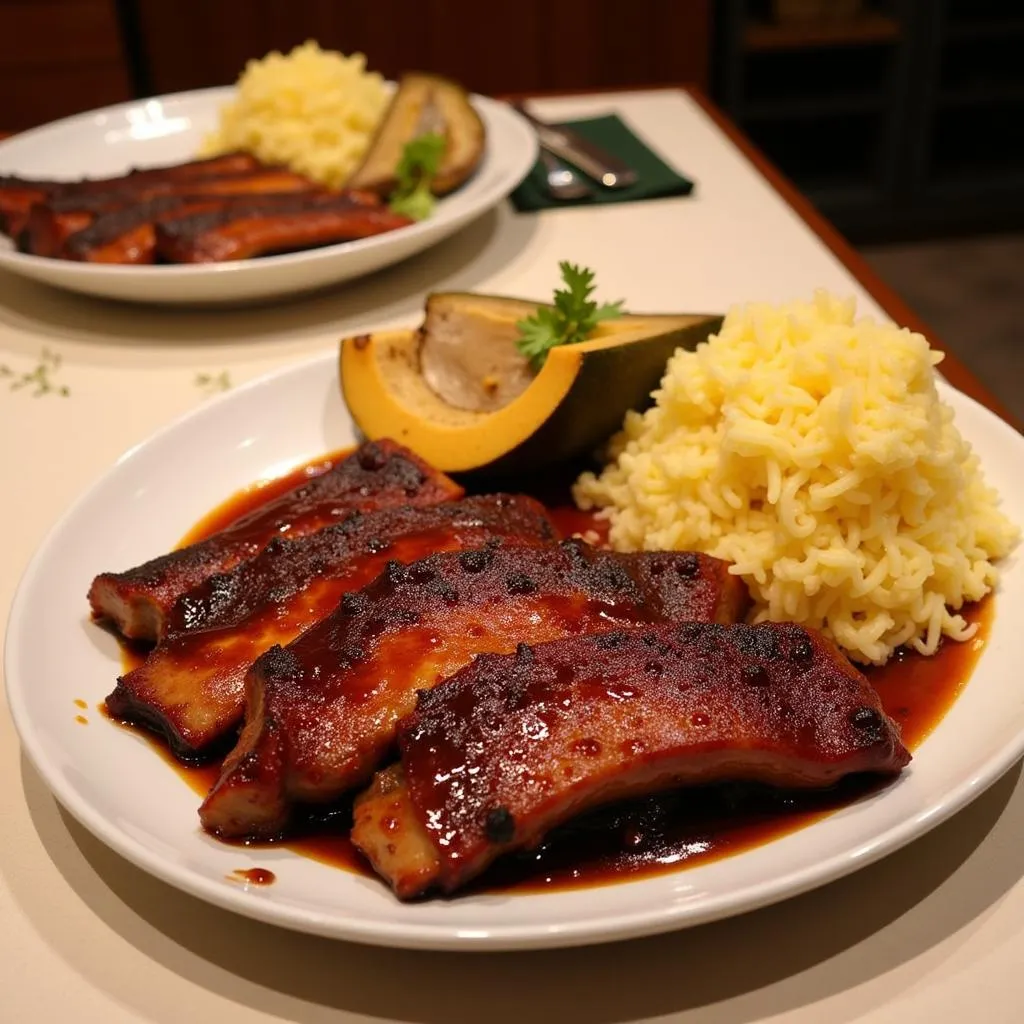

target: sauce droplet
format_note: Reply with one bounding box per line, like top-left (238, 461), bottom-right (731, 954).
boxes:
top-left (228, 867), bottom-right (276, 886)
top-left (75, 715), bottom-right (88, 725)
top-left (73, 698), bottom-right (87, 709)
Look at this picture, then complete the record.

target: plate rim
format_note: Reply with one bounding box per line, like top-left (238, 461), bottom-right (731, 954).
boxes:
top-left (5, 351), bottom-right (1024, 951)
top-left (0, 85), bottom-right (537, 280)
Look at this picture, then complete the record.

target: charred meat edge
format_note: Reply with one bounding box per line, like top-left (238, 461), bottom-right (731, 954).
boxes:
top-left (199, 541), bottom-right (747, 840)
top-left (87, 439), bottom-right (463, 641)
top-left (105, 494), bottom-right (555, 759)
top-left (352, 622), bottom-right (910, 898)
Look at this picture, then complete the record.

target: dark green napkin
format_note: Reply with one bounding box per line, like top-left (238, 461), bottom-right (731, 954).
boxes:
top-left (510, 113), bottom-right (694, 213)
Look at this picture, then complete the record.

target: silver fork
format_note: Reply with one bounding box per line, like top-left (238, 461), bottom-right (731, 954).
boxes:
top-left (538, 147), bottom-right (594, 201)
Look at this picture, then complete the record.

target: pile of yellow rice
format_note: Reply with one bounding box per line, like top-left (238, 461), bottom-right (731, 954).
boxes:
top-left (202, 41), bottom-right (388, 188)
top-left (574, 291), bottom-right (1019, 664)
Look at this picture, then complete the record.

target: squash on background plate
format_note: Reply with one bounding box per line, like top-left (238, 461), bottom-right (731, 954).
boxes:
top-left (339, 291), bottom-right (722, 478)
top-left (347, 72), bottom-right (485, 198)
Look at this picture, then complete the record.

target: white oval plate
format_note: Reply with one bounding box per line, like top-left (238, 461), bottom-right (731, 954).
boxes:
top-left (5, 353), bottom-right (1023, 950)
top-left (0, 87), bottom-right (537, 305)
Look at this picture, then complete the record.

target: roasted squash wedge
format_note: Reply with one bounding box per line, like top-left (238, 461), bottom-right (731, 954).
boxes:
top-left (339, 292), bottom-right (722, 477)
top-left (346, 72), bottom-right (485, 197)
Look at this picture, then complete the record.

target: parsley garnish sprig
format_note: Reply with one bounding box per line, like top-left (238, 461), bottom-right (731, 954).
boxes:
top-left (388, 132), bottom-right (446, 221)
top-left (515, 262), bottom-right (624, 369)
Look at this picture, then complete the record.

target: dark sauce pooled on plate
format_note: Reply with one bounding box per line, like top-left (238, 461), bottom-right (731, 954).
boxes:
top-left (110, 449), bottom-right (991, 894)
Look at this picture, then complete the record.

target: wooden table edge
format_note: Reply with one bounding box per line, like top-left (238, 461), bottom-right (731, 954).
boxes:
top-left (2, 93), bottom-right (1018, 430)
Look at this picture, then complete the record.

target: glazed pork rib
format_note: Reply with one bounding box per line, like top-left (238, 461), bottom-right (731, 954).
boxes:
top-left (88, 440), bottom-right (462, 641)
top-left (199, 541), bottom-right (748, 839)
top-left (352, 622), bottom-right (911, 899)
top-left (154, 195), bottom-right (414, 263)
top-left (0, 154), bottom-right (262, 240)
top-left (61, 195), bottom-right (224, 265)
top-left (62, 191), bottom-right (380, 265)
top-left (0, 176), bottom-right (60, 237)
top-left (106, 495), bottom-right (555, 760)
top-left (24, 168), bottom-right (319, 258)
top-left (59, 152), bottom-right (263, 194)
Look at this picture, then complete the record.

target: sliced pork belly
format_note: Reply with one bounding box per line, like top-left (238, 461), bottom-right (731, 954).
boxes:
top-left (199, 541), bottom-right (747, 839)
top-left (154, 194), bottom-right (413, 262)
top-left (352, 622), bottom-right (911, 898)
top-left (88, 440), bottom-right (462, 641)
top-left (61, 195), bottom-right (239, 265)
top-left (25, 168), bottom-right (318, 258)
top-left (105, 495), bottom-right (554, 760)
top-left (0, 175), bottom-right (60, 238)
top-left (0, 154), bottom-right (262, 239)
top-left (58, 152), bottom-right (263, 194)
top-left (62, 191), bottom-right (378, 264)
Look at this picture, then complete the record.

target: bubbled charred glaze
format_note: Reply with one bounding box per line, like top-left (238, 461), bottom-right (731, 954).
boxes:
top-left (87, 439), bottom-right (463, 641)
top-left (358, 621), bottom-right (911, 896)
top-left (200, 542), bottom-right (746, 839)
top-left (106, 494), bottom-right (554, 760)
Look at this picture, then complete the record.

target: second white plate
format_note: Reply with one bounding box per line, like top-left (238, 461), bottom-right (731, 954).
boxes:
top-left (5, 353), bottom-right (1023, 950)
top-left (0, 87), bottom-right (537, 305)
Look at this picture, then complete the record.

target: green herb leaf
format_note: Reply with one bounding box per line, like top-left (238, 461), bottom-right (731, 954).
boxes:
top-left (389, 132), bottom-right (446, 221)
top-left (515, 262), bottom-right (624, 369)
top-left (389, 185), bottom-right (435, 222)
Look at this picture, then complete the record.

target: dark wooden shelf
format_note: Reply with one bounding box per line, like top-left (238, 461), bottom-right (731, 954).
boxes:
top-left (714, 0), bottom-right (1024, 242)
top-left (945, 18), bottom-right (1024, 40)
top-left (743, 12), bottom-right (901, 51)
top-left (938, 83), bottom-right (1024, 107)
top-left (927, 168), bottom-right (1024, 198)
top-left (741, 91), bottom-right (884, 119)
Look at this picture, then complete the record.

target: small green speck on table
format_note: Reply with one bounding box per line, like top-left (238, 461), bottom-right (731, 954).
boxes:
top-left (195, 371), bottom-right (232, 395)
top-left (0, 347), bottom-right (70, 397)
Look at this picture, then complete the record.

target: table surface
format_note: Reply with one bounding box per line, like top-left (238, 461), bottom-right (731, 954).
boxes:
top-left (1, 88), bottom-right (1021, 1024)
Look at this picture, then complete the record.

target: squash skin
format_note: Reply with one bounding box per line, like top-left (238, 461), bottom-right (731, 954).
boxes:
top-left (339, 302), bottom-right (722, 479)
top-left (487, 319), bottom-right (722, 477)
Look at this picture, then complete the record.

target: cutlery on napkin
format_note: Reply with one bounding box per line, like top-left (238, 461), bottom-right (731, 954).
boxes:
top-left (510, 110), bottom-right (695, 211)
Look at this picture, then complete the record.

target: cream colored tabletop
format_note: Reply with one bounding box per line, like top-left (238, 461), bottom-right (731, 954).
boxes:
top-left (1, 90), bottom-right (1021, 1024)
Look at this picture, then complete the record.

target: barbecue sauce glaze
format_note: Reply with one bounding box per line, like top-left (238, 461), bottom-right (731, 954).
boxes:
top-left (112, 449), bottom-right (991, 895)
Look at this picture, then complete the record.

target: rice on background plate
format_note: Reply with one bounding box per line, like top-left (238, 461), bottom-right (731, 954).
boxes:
top-left (202, 40), bottom-right (389, 189)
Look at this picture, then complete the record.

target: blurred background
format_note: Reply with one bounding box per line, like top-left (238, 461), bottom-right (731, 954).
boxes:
top-left (0, 0), bottom-right (1020, 409)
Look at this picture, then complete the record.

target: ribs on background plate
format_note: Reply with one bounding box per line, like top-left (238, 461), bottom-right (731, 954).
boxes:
top-left (1, 151), bottom-right (414, 263)
top-left (153, 194), bottom-right (414, 263)
top-left (23, 167), bottom-right (318, 258)
top-left (0, 152), bottom-right (262, 238)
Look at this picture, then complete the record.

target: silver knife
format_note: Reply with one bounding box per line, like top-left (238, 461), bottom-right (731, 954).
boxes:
top-left (513, 103), bottom-right (639, 190)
